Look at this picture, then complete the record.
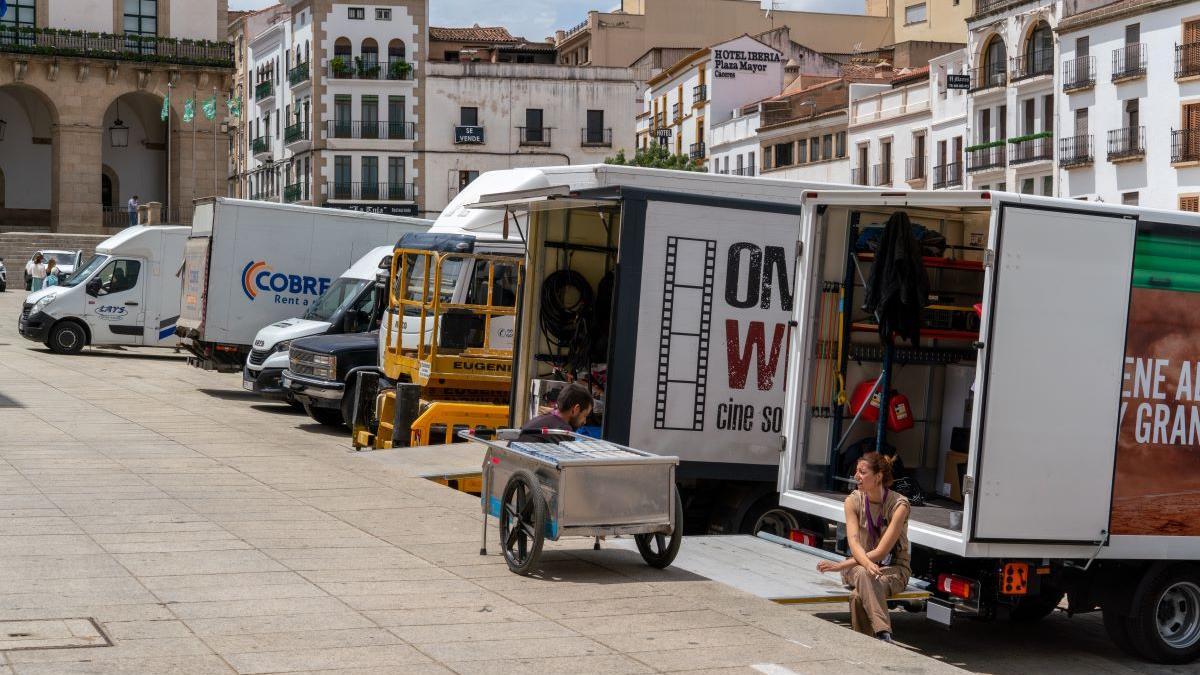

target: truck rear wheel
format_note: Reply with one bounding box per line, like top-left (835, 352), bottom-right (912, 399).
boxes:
top-left (48, 321), bottom-right (86, 355)
top-left (1103, 605), bottom-right (1139, 657)
top-left (304, 404), bottom-right (345, 428)
top-left (740, 496), bottom-right (800, 537)
top-left (1128, 564), bottom-right (1200, 664)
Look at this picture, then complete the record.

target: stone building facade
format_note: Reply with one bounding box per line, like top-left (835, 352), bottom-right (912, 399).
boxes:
top-left (0, 0), bottom-right (234, 233)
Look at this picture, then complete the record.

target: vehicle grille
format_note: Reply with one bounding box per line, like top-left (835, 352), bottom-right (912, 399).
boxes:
top-left (247, 349), bottom-right (271, 367)
top-left (289, 348), bottom-right (325, 379)
top-left (21, 303), bottom-right (31, 320)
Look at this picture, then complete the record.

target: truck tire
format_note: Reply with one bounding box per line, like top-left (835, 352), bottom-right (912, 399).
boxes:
top-left (48, 321), bottom-right (86, 355)
top-left (304, 404), bottom-right (345, 428)
top-left (1007, 589), bottom-right (1063, 622)
top-left (1127, 563), bottom-right (1200, 664)
top-left (740, 496), bottom-right (801, 537)
top-left (1103, 605), bottom-right (1139, 657)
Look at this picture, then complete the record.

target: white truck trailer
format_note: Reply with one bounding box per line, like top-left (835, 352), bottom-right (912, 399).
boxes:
top-left (176, 198), bottom-right (429, 371)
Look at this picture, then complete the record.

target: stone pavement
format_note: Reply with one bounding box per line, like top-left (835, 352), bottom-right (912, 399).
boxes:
top-left (0, 289), bottom-right (962, 674)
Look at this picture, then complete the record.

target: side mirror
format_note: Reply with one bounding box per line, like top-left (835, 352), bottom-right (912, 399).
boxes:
top-left (85, 278), bottom-right (101, 297)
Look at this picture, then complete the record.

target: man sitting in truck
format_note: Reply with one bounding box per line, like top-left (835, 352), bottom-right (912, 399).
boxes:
top-left (517, 383), bottom-right (592, 443)
top-left (816, 452), bottom-right (911, 643)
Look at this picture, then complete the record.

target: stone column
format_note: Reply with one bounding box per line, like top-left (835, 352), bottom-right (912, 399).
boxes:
top-left (52, 125), bottom-right (104, 234)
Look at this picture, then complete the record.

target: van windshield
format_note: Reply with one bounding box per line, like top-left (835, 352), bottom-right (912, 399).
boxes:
top-left (61, 255), bottom-right (109, 288)
top-left (303, 278), bottom-right (369, 323)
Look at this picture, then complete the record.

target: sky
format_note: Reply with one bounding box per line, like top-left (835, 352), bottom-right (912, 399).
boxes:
top-left (227, 0), bottom-right (865, 42)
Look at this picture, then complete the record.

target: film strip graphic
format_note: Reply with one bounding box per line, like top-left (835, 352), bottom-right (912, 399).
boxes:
top-left (654, 236), bottom-right (718, 431)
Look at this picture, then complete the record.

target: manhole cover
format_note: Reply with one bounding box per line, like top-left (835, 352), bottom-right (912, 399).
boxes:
top-left (0, 619), bottom-right (112, 651)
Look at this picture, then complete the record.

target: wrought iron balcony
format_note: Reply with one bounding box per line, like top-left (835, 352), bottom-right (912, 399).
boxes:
top-left (1062, 55), bottom-right (1094, 92)
top-left (581, 127), bottom-right (612, 147)
top-left (932, 162), bottom-right (962, 189)
top-left (672, 103), bottom-right (682, 122)
top-left (967, 145), bottom-right (1006, 172)
top-left (327, 182), bottom-right (417, 201)
top-left (1171, 129), bottom-right (1200, 164)
top-left (1010, 135), bottom-right (1053, 165)
top-left (288, 61), bottom-right (310, 86)
top-left (1058, 134), bottom-right (1094, 168)
top-left (518, 127), bottom-right (552, 146)
top-left (905, 156), bottom-right (926, 182)
top-left (284, 122), bottom-right (308, 145)
top-left (1175, 43), bottom-right (1200, 79)
top-left (251, 136), bottom-right (270, 157)
top-left (851, 168), bottom-right (868, 186)
top-left (255, 80), bottom-right (273, 101)
top-left (732, 165), bottom-right (756, 176)
top-left (1011, 49), bottom-right (1054, 82)
top-left (1107, 127), bottom-right (1145, 161)
top-left (969, 65), bottom-right (1006, 92)
top-left (693, 84), bottom-right (708, 104)
top-left (326, 120), bottom-right (415, 141)
top-left (284, 183), bottom-right (303, 203)
top-left (0, 25), bottom-right (233, 67)
top-left (689, 142), bottom-right (706, 160)
top-left (1112, 44), bottom-right (1146, 81)
top-left (872, 162), bottom-right (893, 186)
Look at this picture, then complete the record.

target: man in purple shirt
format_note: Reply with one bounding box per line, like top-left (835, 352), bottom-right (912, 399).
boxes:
top-left (517, 383), bottom-right (594, 442)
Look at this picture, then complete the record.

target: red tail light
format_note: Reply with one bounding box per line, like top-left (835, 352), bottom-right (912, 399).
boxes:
top-left (937, 573), bottom-right (977, 600)
top-left (788, 529), bottom-right (818, 547)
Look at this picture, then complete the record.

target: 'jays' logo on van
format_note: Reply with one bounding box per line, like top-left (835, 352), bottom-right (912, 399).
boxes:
top-left (241, 261), bottom-right (332, 306)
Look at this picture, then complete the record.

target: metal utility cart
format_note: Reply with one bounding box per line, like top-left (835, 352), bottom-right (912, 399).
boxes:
top-left (461, 429), bottom-right (681, 575)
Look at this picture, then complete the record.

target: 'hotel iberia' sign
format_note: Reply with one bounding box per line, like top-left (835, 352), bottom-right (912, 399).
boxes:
top-left (713, 49), bottom-right (781, 79)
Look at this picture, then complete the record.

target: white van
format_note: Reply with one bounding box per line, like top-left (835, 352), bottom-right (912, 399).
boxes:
top-left (244, 245), bottom-right (393, 403)
top-left (18, 226), bottom-right (189, 354)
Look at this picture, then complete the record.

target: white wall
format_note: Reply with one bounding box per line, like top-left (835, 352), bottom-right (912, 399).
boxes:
top-left (48, 0), bottom-right (111, 32)
top-left (0, 90), bottom-right (52, 210)
top-left (170, 0), bottom-right (220, 41)
top-left (1057, 4), bottom-right (1199, 209)
top-left (849, 81), bottom-right (931, 188)
top-left (709, 111), bottom-right (761, 174)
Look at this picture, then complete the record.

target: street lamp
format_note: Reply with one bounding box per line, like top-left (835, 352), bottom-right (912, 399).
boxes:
top-left (109, 100), bottom-right (129, 148)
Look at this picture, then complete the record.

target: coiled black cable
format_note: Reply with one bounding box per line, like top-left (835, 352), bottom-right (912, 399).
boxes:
top-left (540, 270), bottom-right (594, 372)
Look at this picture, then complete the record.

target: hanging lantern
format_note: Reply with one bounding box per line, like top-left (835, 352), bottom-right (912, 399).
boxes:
top-left (109, 100), bottom-right (129, 148)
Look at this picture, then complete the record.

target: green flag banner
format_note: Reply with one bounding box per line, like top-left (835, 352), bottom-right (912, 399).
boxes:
top-left (202, 95), bottom-right (217, 121)
top-left (160, 91), bottom-right (169, 121)
top-left (183, 98), bottom-right (194, 124)
top-left (225, 96), bottom-right (242, 117)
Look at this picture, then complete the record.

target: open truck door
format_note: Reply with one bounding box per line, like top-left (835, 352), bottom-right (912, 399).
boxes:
top-left (968, 202), bottom-right (1135, 544)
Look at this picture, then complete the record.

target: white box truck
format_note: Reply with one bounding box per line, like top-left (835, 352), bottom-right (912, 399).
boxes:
top-left (18, 226), bottom-right (189, 354)
top-left (177, 198), bottom-right (430, 371)
top-left (768, 189), bottom-right (1200, 664)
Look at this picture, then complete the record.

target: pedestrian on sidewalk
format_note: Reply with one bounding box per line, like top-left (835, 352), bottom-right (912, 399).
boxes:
top-left (516, 383), bottom-right (593, 442)
top-left (27, 253), bottom-right (46, 291)
top-left (816, 452), bottom-right (911, 643)
top-left (128, 195), bottom-right (140, 226)
top-left (43, 259), bottom-right (60, 288)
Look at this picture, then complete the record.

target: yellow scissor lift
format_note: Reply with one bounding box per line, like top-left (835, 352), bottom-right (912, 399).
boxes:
top-left (352, 247), bottom-right (521, 450)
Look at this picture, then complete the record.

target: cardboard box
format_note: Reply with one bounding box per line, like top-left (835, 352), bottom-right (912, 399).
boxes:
top-left (942, 450), bottom-right (969, 503)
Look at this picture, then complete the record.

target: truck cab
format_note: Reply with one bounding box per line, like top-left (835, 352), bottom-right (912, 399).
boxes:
top-left (18, 226), bottom-right (189, 354)
top-left (243, 246), bottom-right (393, 403)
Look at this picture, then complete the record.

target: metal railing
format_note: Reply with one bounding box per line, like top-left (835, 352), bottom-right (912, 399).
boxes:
top-left (1062, 55), bottom-right (1095, 91)
top-left (0, 25), bottom-right (233, 67)
top-left (932, 162), bottom-right (962, 189)
top-left (326, 120), bottom-right (415, 140)
top-left (967, 145), bottom-right (1006, 172)
top-left (1010, 136), bottom-right (1053, 164)
top-left (905, 156), bottom-right (926, 181)
top-left (328, 59), bottom-right (414, 81)
top-left (283, 183), bottom-right (303, 203)
top-left (102, 206), bottom-right (131, 228)
top-left (969, 65), bottom-right (1006, 92)
top-left (974, 0), bottom-right (1022, 14)
top-left (1107, 127), bottom-right (1145, 161)
top-left (254, 80), bottom-right (273, 100)
top-left (851, 167), bottom-right (868, 186)
top-left (733, 165), bottom-right (756, 176)
top-left (1011, 49), bottom-right (1054, 81)
top-left (581, 127), bottom-right (612, 146)
top-left (689, 142), bottom-right (706, 159)
top-left (1176, 43), bottom-right (1200, 79)
top-left (1112, 43), bottom-right (1146, 81)
top-left (672, 103), bottom-right (681, 122)
top-left (693, 84), bottom-right (708, 104)
top-left (518, 127), bottom-right (552, 146)
top-left (1171, 129), bottom-right (1200, 163)
top-left (1059, 134), bottom-right (1094, 168)
top-left (654, 112), bottom-right (665, 128)
top-left (872, 162), bottom-right (893, 186)
top-left (251, 136), bottom-right (270, 155)
top-left (288, 62), bottom-right (310, 86)
top-left (284, 122), bottom-right (308, 144)
top-left (327, 181), bottom-right (417, 201)
top-left (563, 18), bottom-right (589, 40)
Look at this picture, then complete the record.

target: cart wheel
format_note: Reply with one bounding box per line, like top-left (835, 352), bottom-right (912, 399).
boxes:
top-left (636, 486), bottom-right (683, 569)
top-left (499, 470), bottom-right (546, 575)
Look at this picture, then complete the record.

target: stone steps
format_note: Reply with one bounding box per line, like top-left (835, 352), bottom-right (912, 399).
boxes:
top-left (0, 233), bottom-right (109, 276)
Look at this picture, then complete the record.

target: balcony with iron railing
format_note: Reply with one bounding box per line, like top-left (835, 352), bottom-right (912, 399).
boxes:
top-left (672, 102), bottom-right (682, 123)
top-left (254, 80), bottom-right (274, 101)
top-left (1011, 49), bottom-right (1054, 82)
top-left (905, 156), bottom-right (927, 182)
top-left (969, 65), bottom-right (1007, 92)
top-left (284, 122), bottom-right (309, 150)
top-left (0, 25), bottom-right (233, 67)
top-left (1062, 55), bottom-right (1095, 92)
top-left (973, 0), bottom-right (1029, 17)
top-left (284, 183), bottom-right (303, 203)
top-left (1107, 127), bottom-right (1145, 162)
top-left (872, 162), bottom-right (893, 186)
top-left (581, 127), bottom-right (612, 147)
top-left (1176, 43), bottom-right (1200, 79)
top-left (693, 84), bottom-right (708, 105)
top-left (518, 127), bottom-right (552, 146)
top-left (329, 58), bottom-right (414, 81)
top-left (733, 166), bottom-right (756, 176)
top-left (1171, 129), bottom-right (1200, 164)
top-left (251, 136), bottom-right (270, 158)
top-left (967, 144), bottom-right (1006, 172)
top-left (851, 167), bottom-right (868, 186)
top-left (1010, 134), bottom-right (1053, 165)
top-left (1059, 134), bottom-right (1094, 168)
top-left (1112, 43), bottom-right (1146, 82)
top-left (690, 142), bottom-right (706, 160)
top-left (288, 61), bottom-right (310, 87)
top-left (654, 112), bottom-right (666, 128)
top-left (326, 120), bottom-right (416, 141)
top-left (932, 162), bottom-right (962, 189)
top-left (327, 181), bottom-right (417, 201)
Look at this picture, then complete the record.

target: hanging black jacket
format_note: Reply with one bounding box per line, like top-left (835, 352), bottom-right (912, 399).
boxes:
top-left (862, 211), bottom-right (929, 346)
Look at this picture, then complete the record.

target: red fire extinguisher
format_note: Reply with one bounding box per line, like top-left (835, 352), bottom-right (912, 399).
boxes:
top-left (849, 378), bottom-right (914, 432)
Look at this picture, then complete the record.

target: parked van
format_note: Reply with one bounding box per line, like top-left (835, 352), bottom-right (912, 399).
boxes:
top-left (18, 226), bottom-right (189, 354)
top-left (243, 245), bottom-right (394, 403)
